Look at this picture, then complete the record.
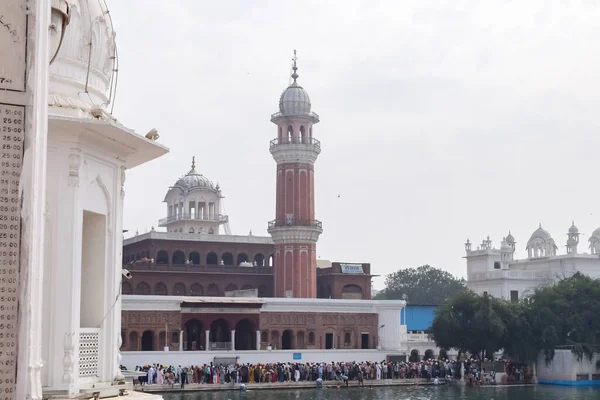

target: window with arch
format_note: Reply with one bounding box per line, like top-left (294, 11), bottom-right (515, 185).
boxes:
top-left (206, 252), bottom-right (218, 265)
top-left (308, 331), bottom-right (315, 345)
top-left (208, 227), bottom-right (214, 234)
top-left (225, 283), bottom-right (238, 292)
top-left (172, 250), bottom-right (185, 265)
top-left (268, 255), bottom-right (274, 267)
top-left (190, 283), bottom-right (203, 296)
top-left (188, 251), bottom-right (200, 265)
top-left (122, 281), bottom-right (132, 295)
top-left (207, 283), bottom-right (219, 296)
top-left (189, 227), bottom-right (195, 233)
top-left (300, 125), bottom-right (306, 143)
top-left (254, 253), bottom-right (265, 267)
top-left (154, 282), bottom-right (168, 295)
top-left (156, 250), bottom-right (169, 265)
top-left (287, 125), bottom-right (294, 143)
top-left (173, 282), bottom-right (186, 295)
top-left (237, 253), bottom-right (248, 265)
top-left (344, 332), bottom-right (351, 346)
top-left (135, 282), bottom-right (150, 295)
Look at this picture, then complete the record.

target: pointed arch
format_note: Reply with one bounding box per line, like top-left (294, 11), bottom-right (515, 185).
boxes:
top-left (190, 283), bottom-right (203, 296)
top-left (173, 282), bottom-right (186, 295)
top-left (222, 252), bottom-right (233, 266)
top-left (237, 253), bottom-right (248, 265)
top-left (154, 282), bottom-right (168, 295)
top-left (172, 250), bottom-right (185, 265)
top-left (206, 252), bottom-right (218, 265)
top-left (300, 125), bottom-right (306, 143)
top-left (188, 251), bottom-right (200, 265)
top-left (135, 282), bottom-right (150, 295)
top-left (156, 250), bottom-right (169, 265)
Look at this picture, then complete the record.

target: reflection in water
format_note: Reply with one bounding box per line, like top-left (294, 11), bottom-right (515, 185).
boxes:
top-left (160, 385), bottom-right (600, 400)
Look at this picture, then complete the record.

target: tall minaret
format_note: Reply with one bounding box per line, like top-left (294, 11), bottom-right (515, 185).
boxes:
top-left (268, 51), bottom-right (322, 298)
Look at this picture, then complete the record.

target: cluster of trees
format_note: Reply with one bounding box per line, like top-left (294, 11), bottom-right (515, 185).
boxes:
top-left (430, 273), bottom-right (600, 363)
top-left (374, 265), bottom-right (467, 305)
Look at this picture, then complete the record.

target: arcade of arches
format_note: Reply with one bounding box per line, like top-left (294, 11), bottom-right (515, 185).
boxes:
top-left (120, 309), bottom-right (379, 352)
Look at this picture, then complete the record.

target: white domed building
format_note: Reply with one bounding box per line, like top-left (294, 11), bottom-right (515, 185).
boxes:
top-left (13, 0), bottom-right (168, 397)
top-left (160, 158), bottom-right (228, 235)
top-left (465, 222), bottom-right (600, 302)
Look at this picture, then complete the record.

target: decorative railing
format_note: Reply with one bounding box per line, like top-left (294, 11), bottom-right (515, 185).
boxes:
top-left (468, 270), bottom-right (552, 282)
top-left (270, 111), bottom-right (320, 121)
top-left (269, 137), bottom-right (321, 150)
top-left (406, 332), bottom-right (431, 342)
top-left (268, 218), bottom-right (322, 230)
top-left (123, 231), bottom-right (274, 246)
top-left (124, 263), bottom-right (273, 274)
top-left (210, 342), bottom-right (232, 351)
top-left (158, 213), bottom-right (228, 226)
top-left (79, 328), bottom-right (100, 378)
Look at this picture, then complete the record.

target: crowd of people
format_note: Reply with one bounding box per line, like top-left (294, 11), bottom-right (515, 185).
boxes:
top-left (130, 358), bottom-right (521, 388)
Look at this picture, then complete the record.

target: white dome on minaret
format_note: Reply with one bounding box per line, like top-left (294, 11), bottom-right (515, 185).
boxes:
top-left (49, 0), bottom-right (116, 118)
top-left (273, 51), bottom-right (319, 122)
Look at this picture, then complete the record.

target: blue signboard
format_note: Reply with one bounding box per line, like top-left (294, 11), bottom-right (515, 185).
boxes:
top-left (293, 353), bottom-right (302, 360)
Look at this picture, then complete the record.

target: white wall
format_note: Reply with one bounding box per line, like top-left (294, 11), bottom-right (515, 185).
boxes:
top-left (122, 349), bottom-right (404, 368)
top-left (537, 349), bottom-right (599, 383)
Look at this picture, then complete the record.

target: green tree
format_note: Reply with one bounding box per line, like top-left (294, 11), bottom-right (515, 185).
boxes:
top-left (430, 291), bottom-right (506, 359)
top-left (527, 273), bottom-right (600, 362)
top-left (375, 265), bottom-right (467, 304)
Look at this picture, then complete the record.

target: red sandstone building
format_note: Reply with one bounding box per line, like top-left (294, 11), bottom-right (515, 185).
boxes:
top-left (121, 56), bottom-right (403, 357)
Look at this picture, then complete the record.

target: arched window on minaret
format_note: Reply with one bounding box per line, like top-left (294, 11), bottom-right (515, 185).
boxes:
top-left (300, 125), bottom-right (306, 144)
top-left (278, 126), bottom-right (283, 141)
top-left (287, 125), bottom-right (293, 144)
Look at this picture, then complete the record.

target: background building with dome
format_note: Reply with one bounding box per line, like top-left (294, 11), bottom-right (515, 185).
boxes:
top-left (119, 55), bottom-right (409, 367)
top-left (465, 222), bottom-right (600, 301)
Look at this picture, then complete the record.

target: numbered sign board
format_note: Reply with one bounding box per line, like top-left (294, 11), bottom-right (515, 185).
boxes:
top-left (0, 0), bottom-right (28, 92)
top-left (0, 102), bottom-right (23, 398)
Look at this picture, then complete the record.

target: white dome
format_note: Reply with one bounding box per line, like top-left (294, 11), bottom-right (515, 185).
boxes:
top-left (506, 231), bottom-right (515, 244)
top-left (172, 159), bottom-right (217, 193)
top-left (569, 221), bottom-right (579, 234)
top-left (279, 83), bottom-right (312, 116)
top-left (526, 224), bottom-right (553, 247)
top-left (590, 227), bottom-right (600, 241)
top-left (49, 0), bottom-right (116, 116)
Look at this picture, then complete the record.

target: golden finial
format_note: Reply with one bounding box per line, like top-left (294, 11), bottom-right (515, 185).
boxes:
top-left (191, 156), bottom-right (196, 169)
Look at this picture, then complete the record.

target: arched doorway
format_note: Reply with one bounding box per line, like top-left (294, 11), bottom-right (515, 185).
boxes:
top-left (222, 252), bottom-right (233, 265)
top-left (185, 319), bottom-right (203, 351)
top-left (154, 282), bottom-right (167, 295)
top-left (254, 253), bottom-right (265, 267)
top-left (190, 283), bottom-right (203, 296)
top-left (282, 330), bottom-right (294, 350)
top-left (173, 282), bottom-right (186, 295)
top-left (188, 251), bottom-right (200, 265)
top-left (409, 349), bottom-right (420, 362)
top-left (156, 250), bottom-right (168, 264)
top-left (135, 282), bottom-right (150, 295)
top-left (141, 330), bottom-right (154, 351)
top-left (209, 319), bottom-right (230, 350)
top-left (206, 252), bottom-right (218, 265)
top-left (271, 330), bottom-right (280, 349)
top-left (439, 349), bottom-right (448, 360)
top-left (172, 250), bottom-right (185, 265)
top-left (424, 349), bottom-right (434, 360)
top-left (235, 319), bottom-right (256, 350)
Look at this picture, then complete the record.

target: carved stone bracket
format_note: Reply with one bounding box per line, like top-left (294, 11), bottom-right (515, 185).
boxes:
top-left (68, 149), bottom-right (82, 187)
top-left (120, 166), bottom-right (126, 199)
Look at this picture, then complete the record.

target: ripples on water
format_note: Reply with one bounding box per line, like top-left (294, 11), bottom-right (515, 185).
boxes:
top-left (161, 385), bottom-right (600, 400)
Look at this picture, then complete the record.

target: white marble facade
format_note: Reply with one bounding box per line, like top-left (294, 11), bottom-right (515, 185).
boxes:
top-left (40, 0), bottom-right (167, 396)
top-left (465, 223), bottom-right (600, 301)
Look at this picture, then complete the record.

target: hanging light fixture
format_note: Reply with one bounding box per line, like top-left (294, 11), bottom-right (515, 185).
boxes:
top-left (49, 0), bottom-right (70, 64)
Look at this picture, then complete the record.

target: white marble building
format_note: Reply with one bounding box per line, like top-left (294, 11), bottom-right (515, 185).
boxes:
top-left (0, 0), bottom-right (168, 398)
top-left (466, 222), bottom-right (600, 301)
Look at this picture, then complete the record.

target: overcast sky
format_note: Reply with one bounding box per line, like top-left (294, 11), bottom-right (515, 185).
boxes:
top-left (109, 1), bottom-right (600, 289)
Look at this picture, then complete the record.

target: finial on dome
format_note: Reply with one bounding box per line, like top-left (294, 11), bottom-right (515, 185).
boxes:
top-left (191, 156), bottom-right (196, 169)
top-left (291, 49), bottom-right (299, 83)
top-left (539, 222), bottom-right (542, 228)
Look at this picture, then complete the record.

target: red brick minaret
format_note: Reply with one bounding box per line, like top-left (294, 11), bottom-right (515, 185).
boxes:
top-left (268, 52), bottom-right (322, 298)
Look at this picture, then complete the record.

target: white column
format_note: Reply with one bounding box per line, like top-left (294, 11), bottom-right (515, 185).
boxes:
top-left (179, 330), bottom-right (184, 351)
top-left (256, 330), bottom-right (261, 350)
top-left (205, 330), bottom-right (210, 351)
top-left (231, 330), bottom-right (236, 351)
top-left (14, 1), bottom-right (51, 398)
